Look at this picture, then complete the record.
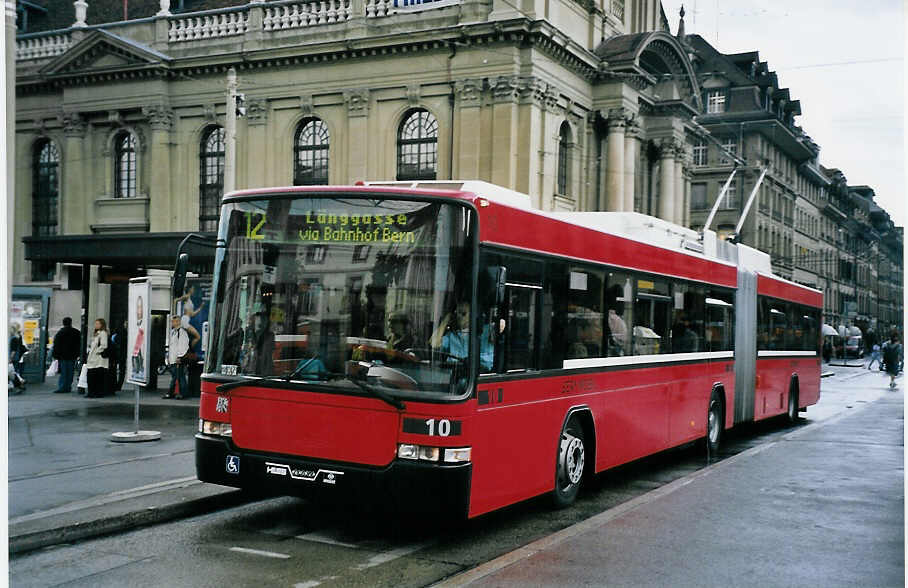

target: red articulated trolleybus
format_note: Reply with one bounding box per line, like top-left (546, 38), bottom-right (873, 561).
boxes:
top-left (194, 181), bottom-right (822, 518)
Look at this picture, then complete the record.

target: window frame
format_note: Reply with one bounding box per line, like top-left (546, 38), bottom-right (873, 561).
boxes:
top-left (396, 109), bottom-right (438, 181)
top-left (32, 139), bottom-right (59, 281)
top-left (692, 139), bottom-right (708, 166)
top-left (199, 126), bottom-right (225, 232)
top-left (557, 121), bottom-right (571, 195)
top-left (114, 131), bottom-right (137, 199)
top-left (293, 117), bottom-right (330, 186)
top-left (706, 90), bottom-right (726, 114)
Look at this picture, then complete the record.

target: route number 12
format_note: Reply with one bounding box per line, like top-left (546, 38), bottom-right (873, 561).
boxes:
top-left (245, 212), bottom-right (266, 240)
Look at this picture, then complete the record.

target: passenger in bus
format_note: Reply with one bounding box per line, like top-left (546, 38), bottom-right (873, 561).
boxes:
top-left (386, 312), bottom-right (414, 353)
top-left (675, 314), bottom-right (700, 353)
top-left (607, 308), bottom-right (627, 355)
top-left (247, 310), bottom-right (275, 375)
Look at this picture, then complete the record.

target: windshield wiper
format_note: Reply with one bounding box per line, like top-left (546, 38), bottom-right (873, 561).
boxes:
top-left (215, 361), bottom-right (341, 393)
top-left (349, 377), bottom-right (406, 410)
top-left (283, 355), bottom-right (323, 382)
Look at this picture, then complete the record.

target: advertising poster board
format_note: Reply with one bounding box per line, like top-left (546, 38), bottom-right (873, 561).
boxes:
top-left (127, 278), bottom-right (152, 386)
top-left (174, 277), bottom-right (212, 360)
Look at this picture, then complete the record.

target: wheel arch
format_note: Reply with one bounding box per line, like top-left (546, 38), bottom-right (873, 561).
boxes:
top-left (558, 405), bottom-right (596, 479)
top-left (711, 382), bottom-right (728, 427)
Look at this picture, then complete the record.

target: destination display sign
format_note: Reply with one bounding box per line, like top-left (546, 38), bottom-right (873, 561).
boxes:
top-left (244, 210), bottom-right (418, 244)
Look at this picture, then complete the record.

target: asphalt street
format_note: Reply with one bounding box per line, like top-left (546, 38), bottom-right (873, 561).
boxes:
top-left (8, 362), bottom-right (904, 587)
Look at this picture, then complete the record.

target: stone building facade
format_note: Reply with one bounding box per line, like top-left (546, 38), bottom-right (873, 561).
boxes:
top-left (683, 34), bottom-right (903, 338)
top-left (11, 0), bottom-right (904, 368)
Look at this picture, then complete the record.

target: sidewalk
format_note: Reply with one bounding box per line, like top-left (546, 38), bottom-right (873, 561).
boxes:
top-left (438, 369), bottom-right (904, 587)
top-left (8, 375), bottom-right (255, 554)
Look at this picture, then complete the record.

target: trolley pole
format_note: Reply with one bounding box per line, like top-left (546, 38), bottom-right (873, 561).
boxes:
top-left (225, 67), bottom-right (237, 195)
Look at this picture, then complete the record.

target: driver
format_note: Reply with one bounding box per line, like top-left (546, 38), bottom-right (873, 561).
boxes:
top-left (431, 301), bottom-right (470, 360)
top-left (430, 302), bottom-right (495, 372)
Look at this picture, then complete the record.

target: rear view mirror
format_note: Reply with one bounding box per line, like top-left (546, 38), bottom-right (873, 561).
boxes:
top-left (172, 253), bottom-right (189, 297)
top-left (495, 267), bottom-right (508, 308)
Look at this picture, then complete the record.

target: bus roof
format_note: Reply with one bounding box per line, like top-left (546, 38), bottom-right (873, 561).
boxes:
top-left (224, 182), bottom-right (819, 300)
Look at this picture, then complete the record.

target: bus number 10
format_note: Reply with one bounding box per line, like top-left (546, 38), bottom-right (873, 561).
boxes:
top-left (426, 418), bottom-right (452, 437)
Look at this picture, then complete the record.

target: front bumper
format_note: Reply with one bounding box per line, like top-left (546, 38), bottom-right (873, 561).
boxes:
top-left (195, 434), bottom-right (471, 518)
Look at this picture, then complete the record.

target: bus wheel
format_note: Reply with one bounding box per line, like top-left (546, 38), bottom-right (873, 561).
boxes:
top-left (787, 385), bottom-right (799, 423)
top-left (706, 392), bottom-right (723, 457)
top-left (552, 418), bottom-right (585, 508)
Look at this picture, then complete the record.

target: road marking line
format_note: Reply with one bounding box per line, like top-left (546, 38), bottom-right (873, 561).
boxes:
top-left (295, 531), bottom-right (360, 549)
top-left (230, 546), bottom-right (291, 559)
top-left (354, 542), bottom-right (432, 570)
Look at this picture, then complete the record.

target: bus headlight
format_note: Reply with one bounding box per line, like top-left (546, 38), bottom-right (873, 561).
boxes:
top-left (199, 419), bottom-right (232, 437)
top-left (443, 447), bottom-right (472, 463)
top-left (398, 444), bottom-right (471, 463)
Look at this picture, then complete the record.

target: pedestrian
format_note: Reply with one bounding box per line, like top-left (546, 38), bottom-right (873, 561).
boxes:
top-left (867, 343), bottom-right (882, 370)
top-left (163, 314), bottom-right (190, 400)
top-left (882, 331), bottom-right (903, 389)
top-left (85, 318), bottom-right (110, 398)
top-left (8, 324), bottom-right (27, 380)
top-left (110, 320), bottom-right (127, 391)
top-left (51, 317), bottom-right (81, 394)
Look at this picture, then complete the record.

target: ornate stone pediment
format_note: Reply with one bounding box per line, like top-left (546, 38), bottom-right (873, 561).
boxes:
top-left (39, 29), bottom-right (171, 79)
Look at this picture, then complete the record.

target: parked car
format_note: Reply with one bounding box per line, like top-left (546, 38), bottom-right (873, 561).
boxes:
top-left (844, 335), bottom-right (864, 358)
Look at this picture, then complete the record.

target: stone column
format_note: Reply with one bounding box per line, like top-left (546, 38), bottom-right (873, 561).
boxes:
top-left (605, 107), bottom-right (625, 211)
top-left (623, 117), bottom-right (641, 212)
top-left (681, 152), bottom-right (693, 227)
top-left (245, 97), bottom-right (269, 188)
top-left (143, 104), bottom-right (174, 232)
top-left (61, 111), bottom-right (88, 233)
top-left (7, 0), bottom-right (17, 293)
top-left (454, 79), bottom-right (483, 179)
top-left (673, 143), bottom-right (686, 226)
top-left (490, 76), bottom-right (519, 191)
top-left (583, 113), bottom-right (597, 211)
top-left (539, 83), bottom-right (560, 210)
top-left (344, 89), bottom-right (370, 182)
top-left (657, 138), bottom-right (675, 222)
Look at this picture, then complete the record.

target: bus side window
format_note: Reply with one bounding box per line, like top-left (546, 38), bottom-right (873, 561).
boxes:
top-left (605, 273), bottom-right (632, 356)
top-left (566, 268), bottom-right (604, 359)
top-left (633, 277), bottom-right (671, 355)
top-left (671, 283), bottom-right (706, 353)
top-left (503, 286), bottom-right (539, 371)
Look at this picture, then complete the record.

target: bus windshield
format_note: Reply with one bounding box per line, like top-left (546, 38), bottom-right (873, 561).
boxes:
top-left (206, 195), bottom-right (476, 400)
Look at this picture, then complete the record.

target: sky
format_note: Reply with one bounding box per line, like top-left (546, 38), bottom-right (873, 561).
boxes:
top-left (661, 0), bottom-right (906, 226)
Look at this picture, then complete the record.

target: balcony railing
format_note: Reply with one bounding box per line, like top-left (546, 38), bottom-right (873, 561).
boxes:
top-left (16, 32), bottom-right (71, 60)
top-left (169, 10), bottom-right (249, 41)
top-left (17, 0), bottom-right (465, 60)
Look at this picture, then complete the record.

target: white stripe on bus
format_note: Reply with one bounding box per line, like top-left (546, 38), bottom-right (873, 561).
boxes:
top-left (757, 350), bottom-right (817, 357)
top-left (563, 351), bottom-right (734, 369)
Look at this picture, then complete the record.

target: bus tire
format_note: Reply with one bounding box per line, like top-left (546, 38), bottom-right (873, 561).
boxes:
top-left (787, 382), bottom-right (799, 423)
top-left (706, 391), bottom-right (723, 457)
top-left (552, 417), bottom-right (585, 508)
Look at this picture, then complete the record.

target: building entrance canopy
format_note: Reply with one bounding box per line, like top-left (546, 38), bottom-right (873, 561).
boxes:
top-left (23, 232), bottom-right (216, 270)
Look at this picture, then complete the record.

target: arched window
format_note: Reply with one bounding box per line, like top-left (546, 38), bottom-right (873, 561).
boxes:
top-left (557, 122), bottom-right (571, 195)
top-left (397, 109), bottom-right (437, 181)
top-left (294, 118), bottom-right (329, 185)
top-left (114, 131), bottom-right (137, 198)
top-left (32, 139), bottom-right (59, 281)
top-left (199, 126), bottom-right (225, 232)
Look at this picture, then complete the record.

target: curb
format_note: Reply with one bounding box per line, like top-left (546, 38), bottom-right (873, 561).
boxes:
top-left (9, 482), bottom-right (260, 555)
